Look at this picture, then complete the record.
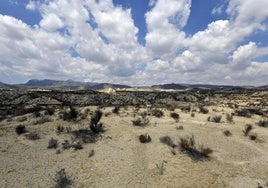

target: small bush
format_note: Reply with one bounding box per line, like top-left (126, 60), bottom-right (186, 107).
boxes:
top-left (159, 136), bottom-right (176, 148)
top-left (62, 140), bottom-right (72, 150)
top-left (71, 129), bottom-right (99, 144)
top-left (25, 132), bottom-right (40, 140)
top-left (181, 106), bottom-right (191, 113)
top-left (62, 106), bottom-right (78, 121)
top-left (72, 143), bottom-right (83, 150)
top-left (235, 109), bottom-right (251, 118)
top-left (191, 113), bottom-right (195, 117)
top-left (33, 111), bottom-right (41, 118)
top-left (200, 146), bottom-right (213, 155)
top-left (249, 133), bottom-right (257, 140)
top-left (57, 125), bottom-right (64, 134)
top-left (243, 124), bottom-right (253, 136)
top-left (226, 113), bottom-right (233, 123)
top-left (54, 168), bottom-right (72, 188)
top-left (176, 125), bottom-right (184, 130)
top-left (89, 110), bottom-right (105, 134)
top-left (132, 117), bottom-right (150, 126)
top-left (170, 112), bottom-right (179, 122)
top-left (151, 109), bottom-right (164, 118)
top-left (112, 106), bottom-right (120, 114)
top-left (48, 138), bottom-right (58, 149)
top-left (139, 134), bottom-right (152, 143)
top-left (223, 130), bottom-right (232, 136)
top-left (17, 116), bottom-right (27, 122)
top-left (179, 135), bottom-right (212, 161)
top-left (88, 149), bottom-right (95, 158)
top-left (46, 107), bottom-right (55, 116)
top-left (156, 163), bottom-right (165, 175)
top-left (199, 106), bottom-right (209, 114)
top-left (15, 125), bottom-right (26, 135)
top-left (33, 116), bottom-right (52, 125)
top-left (258, 119), bottom-right (268, 128)
top-left (210, 115), bottom-right (222, 123)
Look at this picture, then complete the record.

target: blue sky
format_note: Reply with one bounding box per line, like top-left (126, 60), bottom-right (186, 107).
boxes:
top-left (0, 0), bottom-right (268, 85)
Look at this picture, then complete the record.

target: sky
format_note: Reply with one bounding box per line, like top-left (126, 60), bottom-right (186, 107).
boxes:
top-left (0, 0), bottom-right (268, 86)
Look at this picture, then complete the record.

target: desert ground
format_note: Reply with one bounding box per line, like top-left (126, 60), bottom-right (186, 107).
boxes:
top-left (0, 89), bottom-right (267, 188)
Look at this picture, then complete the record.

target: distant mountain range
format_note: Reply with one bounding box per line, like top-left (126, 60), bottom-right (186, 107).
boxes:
top-left (0, 79), bottom-right (131, 90)
top-left (0, 79), bottom-right (267, 90)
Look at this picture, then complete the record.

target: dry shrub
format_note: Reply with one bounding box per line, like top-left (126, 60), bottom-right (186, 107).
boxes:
top-left (243, 124), bottom-right (253, 136)
top-left (25, 132), bottom-right (40, 140)
top-left (235, 109), bottom-right (252, 118)
top-left (139, 134), bottom-right (152, 143)
top-left (249, 133), bottom-right (258, 140)
top-left (33, 116), bottom-right (52, 125)
top-left (210, 115), bottom-right (222, 123)
top-left (54, 168), bottom-right (72, 188)
top-left (170, 112), bottom-right (179, 122)
top-left (15, 124), bottom-right (26, 135)
top-left (112, 106), bottom-right (120, 114)
top-left (132, 116), bottom-right (150, 126)
top-left (70, 110), bottom-right (105, 144)
top-left (89, 110), bottom-right (105, 134)
top-left (258, 119), bottom-right (268, 128)
top-left (57, 125), bottom-right (64, 134)
top-left (179, 135), bottom-right (213, 161)
top-left (223, 130), bottom-right (232, 136)
top-left (226, 113), bottom-right (233, 123)
top-left (151, 109), bottom-right (164, 118)
top-left (159, 136), bottom-right (176, 148)
top-left (199, 106), bottom-right (209, 114)
top-left (62, 106), bottom-right (78, 121)
top-left (48, 138), bottom-right (58, 149)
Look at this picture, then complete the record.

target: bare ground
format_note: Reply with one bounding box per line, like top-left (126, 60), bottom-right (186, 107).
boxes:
top-left (0, 105), bottom-right (268, 188)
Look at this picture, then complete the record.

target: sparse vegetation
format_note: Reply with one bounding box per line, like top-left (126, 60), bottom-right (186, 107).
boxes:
top-left (88, 149), bottom-right (95, 158)
top-left (210, 115), bottom-right (222, 123)
top-left (15, 124), bottom-right (26, 135)
top-left (243, 124), bottom-right (253, 136)
top-left (132, 116), bottom-right (150, 126)
top-left (170, 112), bottom-right (179, 122)
top-left (70, 110), bottom-right (105, 144)
top-left (226, 113), bottom-right (233, 123)
top-left (54, 168), bottom-right (72, 188)
top-left (176, 125), bottom-right (184, 130)
top-left (179, 135), bottom-right (213, 161)
top-left (112, 106), bottom-right (120, 114)
top-left (258, 119), bottom-right (268, 128)
top-left (57, 125), bottom-right (64, 134)
top-left (151, 109), bottom-right (164, 118)
top-left (62, 106), bottom-right (78, 121)
top-left (139, 133), bottom-right (152, 143)
top-left (25, 132), bottom-right (40, 140)
top-left (235, 108), bottom-right (252, 118)
top-left (33, 116), bottom-right (52, 125)
top-left (46, 107), bottom-right (55, 116)
top-left (159, 136), bottom-right (176, 148)
top-left (249, 133), bottom-right (257, 140)
top-left (48, 138), bottom-right (58, 149)
top-left (223, 130), bottom-right (232, 136)
top-left (199, 106), bottom-right (209, 114)
top-left (89, 110), bottom-right (105, 134)
top-left (156, 162), bottom-right (165, 175)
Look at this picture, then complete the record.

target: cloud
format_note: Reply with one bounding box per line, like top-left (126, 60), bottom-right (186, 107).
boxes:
top-left (0, 0), bottom-right (268, 86)
top-left (145, 0), bottom-right (191, 59)
top-left (40, 13), bottom-right (65, 31)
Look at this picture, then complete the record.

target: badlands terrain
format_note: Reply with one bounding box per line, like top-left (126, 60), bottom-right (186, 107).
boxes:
top-left (0, 88), bottom-right (267, 187)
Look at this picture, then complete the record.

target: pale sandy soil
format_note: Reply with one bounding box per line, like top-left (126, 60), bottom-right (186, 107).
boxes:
top-left (0, 106), bottom-right (267, 188)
